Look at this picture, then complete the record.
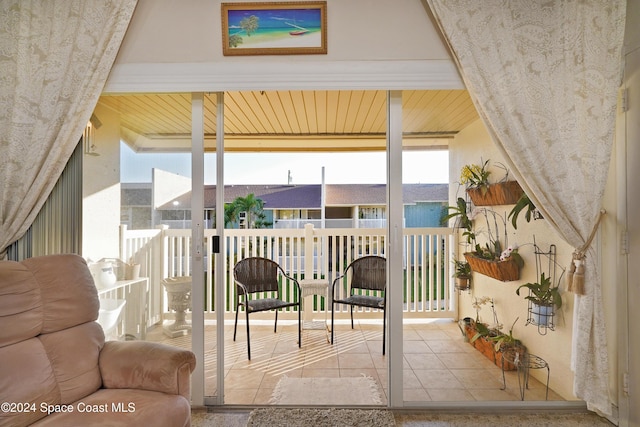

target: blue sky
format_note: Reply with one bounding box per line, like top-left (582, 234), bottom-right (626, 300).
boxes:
top-left (120, 142), bottom-right (449, 185)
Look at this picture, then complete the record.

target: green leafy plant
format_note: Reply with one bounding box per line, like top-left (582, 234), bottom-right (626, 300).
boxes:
top-left (452, 259), bottom-right (471, 278)
top-left (443, 197), bottom-right (475, 245)
top-left (516, 272), bottom-right (562, 308)
top-left (487, 317), bottom-right (522, 352)
top-left (460, 159), bottom-right (491, 194)
top-left (508, 193), bottom-right (538, 229)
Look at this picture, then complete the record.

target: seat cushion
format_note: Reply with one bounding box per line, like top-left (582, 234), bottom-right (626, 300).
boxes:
top-left (334, 294), bottom-right (384, 309)
top-left (31, 389), bottom-right (191, 427)
top-left (243, 298), bottom-right (296, 313)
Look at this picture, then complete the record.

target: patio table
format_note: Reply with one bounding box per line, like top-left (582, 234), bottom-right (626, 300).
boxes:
top-left (299, 279), bottom-right (330, 342)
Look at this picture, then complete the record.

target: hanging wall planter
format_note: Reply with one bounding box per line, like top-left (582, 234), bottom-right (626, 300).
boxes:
top-left (466, 181), bottom-right (524, 206)
top-left (516, 243), bottom-right (564, 335)
top-left (464, 252), bottom-right (521, 282)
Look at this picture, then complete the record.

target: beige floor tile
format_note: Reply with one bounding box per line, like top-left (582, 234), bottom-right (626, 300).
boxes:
top-left (403, 340), bottom-right (433, 353)
top-left (403, 388), bottom-right (432, 402)
top-left (404, 353), bottom-right (446, 370)
top-left (300, 368), bottom-right (341, 378)
top-left (223, 388), bottom-right (258, 404)
top-left (414, 369), bottom-right (464, 389)
top-left (224, 369), bottom-right (265, 390)
top-left (147, 322), bottom-right (567, 405)
top-left (338, 352), bottom-right (374, 369)
top-left (426, 339), bottom-right (469, 353)
top-left (449, 368), bottom-right (505, 389)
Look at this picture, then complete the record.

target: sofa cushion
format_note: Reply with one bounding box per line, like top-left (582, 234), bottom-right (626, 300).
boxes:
top-left (30, 389), bottom-right (191, 427)
top-left (0, 261), bottom-right (43, 347)
top-left (0, 338), bottom-right (59, 427)
top-left (22, 254), bottom-right (99, 334)
top-left (39, 322), bottom-right (105, 404)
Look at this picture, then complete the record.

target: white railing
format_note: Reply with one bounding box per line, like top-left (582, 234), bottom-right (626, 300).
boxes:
top-left (120, 224), bottom-right (457, 326)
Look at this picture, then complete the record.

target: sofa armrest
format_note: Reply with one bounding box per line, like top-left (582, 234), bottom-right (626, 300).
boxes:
top-left (99, 341), bottom-right (196, 399)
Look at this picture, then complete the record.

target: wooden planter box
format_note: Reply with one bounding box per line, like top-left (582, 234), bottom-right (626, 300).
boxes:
top-left (464, 253), bottom-right (521, 282)
top-left (463, 322), bottom-right (519, 371)
top-left (466, 181), bottom-right (524, 206)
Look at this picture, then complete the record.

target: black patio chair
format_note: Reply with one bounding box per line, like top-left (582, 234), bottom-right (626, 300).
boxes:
top-left (331, 255), bottom-right (387, 355)
top-left (233, 257), bottom-right (301, 360)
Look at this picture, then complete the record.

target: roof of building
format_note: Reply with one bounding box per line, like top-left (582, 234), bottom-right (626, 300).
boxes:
top-left (122, 183), bottom-right (448, 210)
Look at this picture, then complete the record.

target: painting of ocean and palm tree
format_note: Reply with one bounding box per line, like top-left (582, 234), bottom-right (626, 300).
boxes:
top-left (222, 2), bottom-right (327, 55)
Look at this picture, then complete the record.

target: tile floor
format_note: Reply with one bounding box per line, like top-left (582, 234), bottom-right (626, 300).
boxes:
top-left (146, 318), bottom-right (562, 405)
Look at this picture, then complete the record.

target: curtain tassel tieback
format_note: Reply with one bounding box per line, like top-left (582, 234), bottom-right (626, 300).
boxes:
top-left (566, 209), bottom-right (605, 295)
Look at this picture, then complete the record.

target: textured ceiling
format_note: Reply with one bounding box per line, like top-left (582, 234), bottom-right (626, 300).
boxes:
top-left (97, 90), bottom-right (478, 152)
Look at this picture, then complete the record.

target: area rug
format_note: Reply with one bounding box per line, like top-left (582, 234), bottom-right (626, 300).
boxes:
top-left (247, 408), bottom-right (396, 427)
top-left (269, 375), bottom-right (383, 406)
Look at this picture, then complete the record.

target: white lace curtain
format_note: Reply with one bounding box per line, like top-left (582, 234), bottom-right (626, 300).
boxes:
top-left (426, 0), bottom-right (625, 415)
top-left (0, 0), bottom-right (137, 258)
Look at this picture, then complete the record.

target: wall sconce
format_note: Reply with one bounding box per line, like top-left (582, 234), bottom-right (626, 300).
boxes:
top-left (84, 114), bottom-right (102, 156)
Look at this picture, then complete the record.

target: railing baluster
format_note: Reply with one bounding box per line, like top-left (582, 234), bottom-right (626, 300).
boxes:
top-left (121, 226), bottom-right (455, 320)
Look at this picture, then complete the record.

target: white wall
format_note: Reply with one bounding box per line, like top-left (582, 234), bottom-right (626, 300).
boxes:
top-left (450, 119), bottom-right (598, 401)
top-left (105, 0), bottom-right (462, 92)
top-left (82, 104), bottom-right (122, 261)
top-left (115, 0), bottom-right (450, 64)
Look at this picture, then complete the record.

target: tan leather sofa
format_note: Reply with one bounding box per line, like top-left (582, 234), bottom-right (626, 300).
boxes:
top-left (0, 254), bottom-right (196, 427)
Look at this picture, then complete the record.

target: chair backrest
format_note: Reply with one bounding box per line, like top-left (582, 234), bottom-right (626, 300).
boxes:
top-left (233, 257), bottom-right (282, 296)
top-left (348, 255), bottom-right (386, 292)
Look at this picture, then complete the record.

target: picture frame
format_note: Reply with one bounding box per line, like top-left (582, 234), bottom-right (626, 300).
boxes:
top-left (221, 2), bottom-right (327, 56)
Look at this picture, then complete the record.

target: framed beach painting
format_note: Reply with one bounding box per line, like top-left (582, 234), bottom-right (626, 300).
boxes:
top-left (221, 2), bottom-right (327, 56)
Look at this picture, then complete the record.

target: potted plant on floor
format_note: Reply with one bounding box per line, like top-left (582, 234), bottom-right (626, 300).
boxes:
top-left (516, 272), bottom-right (562, 327)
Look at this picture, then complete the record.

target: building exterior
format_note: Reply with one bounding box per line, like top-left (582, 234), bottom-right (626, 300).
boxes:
top-left (121, 171), bottom-right (448, 230)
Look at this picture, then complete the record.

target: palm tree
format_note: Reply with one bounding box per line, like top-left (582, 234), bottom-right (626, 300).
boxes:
top-left (229, 194), bottom-right (270, 229)
top-left (224, 203), bottom-right (239, 228)
top-left (239, 15), bottom-right (259, 36)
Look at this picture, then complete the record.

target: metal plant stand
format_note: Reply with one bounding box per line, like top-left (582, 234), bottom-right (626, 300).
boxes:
top-left (525, 241), bottom-right (564, 335)
top-left (501, 347), bottom-right (550, 400)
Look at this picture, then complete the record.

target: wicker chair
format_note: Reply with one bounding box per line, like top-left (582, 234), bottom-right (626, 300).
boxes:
top-left (233, 257), bottom-right (301, 360)
top-left (331, 255), bottom-right (387, 355)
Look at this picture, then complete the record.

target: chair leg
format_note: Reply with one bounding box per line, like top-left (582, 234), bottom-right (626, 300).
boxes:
top-left (233, 303), bottom-right (240, 341)
top-left (350, 305), bottom-right (354, 329)
top-left (245, 308), bottom-right (251, 360)
top-left (298, 303), bottom-right (301, 348)
top-left (274, 310), bottom-right (278, 333)
top-left (331, 302), bottom-right (335, 345)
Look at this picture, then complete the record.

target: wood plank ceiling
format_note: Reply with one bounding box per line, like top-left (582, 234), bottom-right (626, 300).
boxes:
top-left (97, 90), bottom-right (478, 152)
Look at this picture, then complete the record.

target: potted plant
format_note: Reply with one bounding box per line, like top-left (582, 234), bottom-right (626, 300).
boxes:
top-left (516, 272), bottom-right (562, 327)
top-left (460, 159), bottom-right (523, 206)
top-left (452, 259), bottom-right (471, 290)
top-left (460, 159), bottom-right (492, 196)
top-left (444, 199), bottom-right (525, 281)
top-left (487, 317), bottom-right (523, 352)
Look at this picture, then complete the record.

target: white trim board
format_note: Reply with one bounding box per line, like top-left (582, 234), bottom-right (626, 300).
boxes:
top-left (103, 60), bottom-right (464, 93)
